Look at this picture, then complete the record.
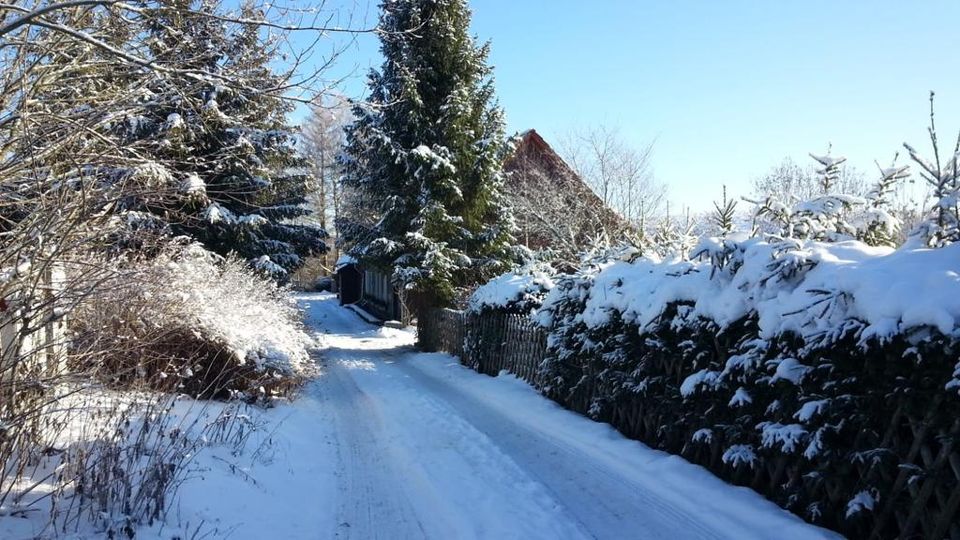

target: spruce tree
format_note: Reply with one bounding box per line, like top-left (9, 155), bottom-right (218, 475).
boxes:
top-left (712, 185), bottom-right (737, 237)
top-left (340, 0), bottom-right (515, 309)
top-left (117, 0), bottom-right (326, 278)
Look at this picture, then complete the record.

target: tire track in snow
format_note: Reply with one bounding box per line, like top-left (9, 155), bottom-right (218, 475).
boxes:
top-left (389, 358), bottom-right (722, 540)
top-left (314, 355), bottom-right (429, 539)
top-left (321, 345), bottom-right (591, 539)
top-left (308, 298), bottom-right (589, 539)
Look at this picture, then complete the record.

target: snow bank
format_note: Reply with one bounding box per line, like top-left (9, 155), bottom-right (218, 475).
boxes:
top-left (0, 389), bottom-right (270, 539)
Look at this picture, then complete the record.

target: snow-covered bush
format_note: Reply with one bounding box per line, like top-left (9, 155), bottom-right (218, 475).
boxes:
top-left (525, 234), bottom-right (960, 535)
top-left (467, 263), bottom-right (555, 315)
top-left (72, 243), bottom-right (312, 400)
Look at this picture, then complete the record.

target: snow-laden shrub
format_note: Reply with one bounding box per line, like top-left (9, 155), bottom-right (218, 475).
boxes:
top-left (71, 243), bottom-right (311, 399)
top-left (527, 234), bottom-right (960, 535)
top-left (467, 263), bottom-right (555, 315)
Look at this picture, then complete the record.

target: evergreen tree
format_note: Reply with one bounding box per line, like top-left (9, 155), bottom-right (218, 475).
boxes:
top-left (903, 92), bottom-right (960, 248)
top-left (859, 157), bottom-right (909, 247)
top-left (712, 185), bottom-right (737, 237)
top-left (340, 0), bottom-right (515, 309)
top-left (651, 205), bottom-right (695, 259)
top-left (117, 0), bottom-right (326, 278)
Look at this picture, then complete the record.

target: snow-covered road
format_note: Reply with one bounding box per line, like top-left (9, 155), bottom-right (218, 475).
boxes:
top-left (296, 293), bottom-right (834, 540)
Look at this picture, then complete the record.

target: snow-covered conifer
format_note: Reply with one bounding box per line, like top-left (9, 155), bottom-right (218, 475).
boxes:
top-left (712, 185), bottom-right (738, 237)
top-left (749, 148), bottom-right (871, 243)
top-left (118, 1), bottom-right (327, 278)
top-left (858, 157), bottom-right (909, 247)
top-left (650, 206), bottom-right (696, 259)
top-left (340, 0), bottom-right (516, 309)
top-left (903, 92), bottom-right (960, 248)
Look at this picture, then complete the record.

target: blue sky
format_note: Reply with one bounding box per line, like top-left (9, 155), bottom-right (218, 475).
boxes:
top-left (315, 0), bottom-right (960, 211)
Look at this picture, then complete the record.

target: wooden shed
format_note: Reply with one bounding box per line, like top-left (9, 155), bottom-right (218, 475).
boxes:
top-left (334, 256), bottom-right (362, 306)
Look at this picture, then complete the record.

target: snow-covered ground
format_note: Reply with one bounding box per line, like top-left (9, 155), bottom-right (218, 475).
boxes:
top-left (227, 292), bottom-right (831, 540)
top-left (3, 293), bottom-right (838, 539)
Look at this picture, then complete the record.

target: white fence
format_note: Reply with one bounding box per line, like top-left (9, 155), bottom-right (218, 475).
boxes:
top-left (0, 265), bottom-right (67, 410)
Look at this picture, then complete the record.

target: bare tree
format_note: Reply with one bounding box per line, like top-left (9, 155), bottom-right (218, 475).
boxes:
top-left (751, 155), bottom-right (868, 203)
top-left (302, 95), bottom-right (352, 273)
top-left (504, 150), bottom-right (613, 257)
top-left (558, 124), bottom-right (664, 224)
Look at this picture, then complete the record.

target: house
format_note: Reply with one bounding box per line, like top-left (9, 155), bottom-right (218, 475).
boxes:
top-left (0, 265), bottom-right (67, 413)
top-left (502, 129), bottom-right (630, 252)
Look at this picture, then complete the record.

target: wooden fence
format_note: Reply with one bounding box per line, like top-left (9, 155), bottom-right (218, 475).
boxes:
top-left (418, 308), bottom-right (546, 385)
top-left (417, 307), bottom-right (960, 540)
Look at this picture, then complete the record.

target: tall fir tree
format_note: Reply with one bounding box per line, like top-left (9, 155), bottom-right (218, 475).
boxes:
top-left (115, 0), bottom-right (326, 278)
top-left (340, 0), bottom-right (515, 309)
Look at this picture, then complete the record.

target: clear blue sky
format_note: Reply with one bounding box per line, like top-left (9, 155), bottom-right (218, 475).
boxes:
top-left (315, 0), bottom-right (960, 211)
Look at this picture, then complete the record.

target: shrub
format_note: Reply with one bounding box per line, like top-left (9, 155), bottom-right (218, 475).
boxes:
top-left (467, 263), bottom-right (555, 315)
top-left (531, 236), bottom-right (960, 536)
top-left (71, 243), bottom-right (312, 400)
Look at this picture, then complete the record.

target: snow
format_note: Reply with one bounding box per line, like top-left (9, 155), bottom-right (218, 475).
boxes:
top-left (795, 399), bottom-right (829, 422)
top-left (692, 428), bottom-right (713, 444)
top-left (553, 236), bottom-right (960, 350)
top-left (238, 214), bottom-right (268, 227)
top-left (282, 294), bottom-right (835, 539)
top-left (2, 294), bottom-right (839, 538)
top-left (0, 391), bottom-right (286, 540)
top-left (165, 112), bottom-right (184, 131)
top-left (722, 445), bottom-right (758, 469)
top-left (0, 258), bottom-right (31, 284)
top-left (252, 254), bottom-right (287, 276)
top-left (793, 194), bottom-right (866, 217)
top-left (809, 153), bottom-right (847, 170)
top-left (758, 422), bottom-right (808, 453)
top-left (334, 253), bottom-right (357, 270)
top-left (410, 144), bottom-right (456, 174)
top-left (467, 264), bottom-right (554, 313)
top-left (804, 428), bottom-right (826, 460)
top-left (845, 490), bottom-right (877, 518)
top-left (203, 202), bottom-right (235, 224)
top-left (771, 358), bottom-right (810, 385)
top-left (180, 172), bottom-right (206, 196)
top-left (680, 368), bottom-right (722, 398)
top-left (158, 247), bottom-right (307, 375)
top-left (729, 386), bottom-right (753, 407)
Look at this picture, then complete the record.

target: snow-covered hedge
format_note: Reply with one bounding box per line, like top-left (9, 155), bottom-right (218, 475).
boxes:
top-left (543, 235), bottom-right (960, 347)
top-left (467, 263), bottom-right (555, 314)
top-left (465, 235), bottom-right (960, 536)
top-left (72, 244), bottom-right (312, 399)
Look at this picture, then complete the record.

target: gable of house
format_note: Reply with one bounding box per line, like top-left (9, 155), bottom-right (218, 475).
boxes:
top-left (502, 129), bottom-right (630, 251)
